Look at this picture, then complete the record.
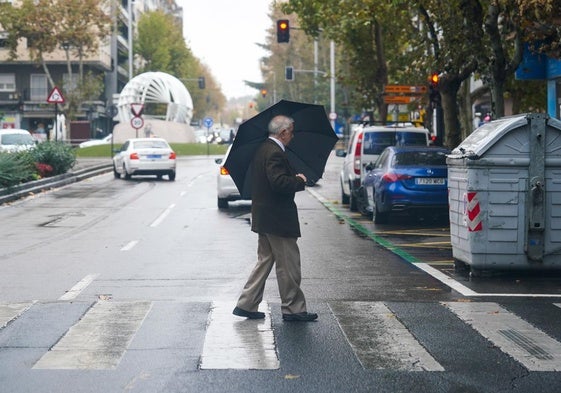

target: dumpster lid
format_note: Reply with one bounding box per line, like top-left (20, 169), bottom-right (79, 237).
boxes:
top-left (450, 115), bottom-right (529, 158)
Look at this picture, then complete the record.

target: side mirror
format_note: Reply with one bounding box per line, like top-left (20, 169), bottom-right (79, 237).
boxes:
top-left (365, 162), bottom-right (374, 171)
top-left (335, 149), bottom-right (346, 157)
top-left (215, 158), bottom-right (223, 164)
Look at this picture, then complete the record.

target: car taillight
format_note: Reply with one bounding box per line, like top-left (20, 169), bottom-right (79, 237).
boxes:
top-left (353, 132), bottom-right (363, 175)
top-left (169, 151), bottom-right (177, 159)
top-left (130, 152), bottom-right (139, 160)
top-left (220, 166), bottom-right (229, 176)
top-left (382, 172), bottom-right (412, 183)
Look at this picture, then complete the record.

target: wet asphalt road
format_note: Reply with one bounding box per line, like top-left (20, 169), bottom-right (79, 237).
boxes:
top-left (0, 154), bottom-right (560, 392)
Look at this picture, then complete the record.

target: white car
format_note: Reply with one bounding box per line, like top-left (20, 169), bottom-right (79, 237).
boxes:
top-left (215, 144), bottom-right (248, 209)
top-left (0, 129), bottom-right (36, 153)
top-left (113, 138), bottom-right (176, 181)
top-left (79, 134), bottom-right (112, 148)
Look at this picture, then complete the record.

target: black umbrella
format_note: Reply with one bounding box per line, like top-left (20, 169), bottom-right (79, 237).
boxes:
top-left (224, 100), bottom-right (338, 199)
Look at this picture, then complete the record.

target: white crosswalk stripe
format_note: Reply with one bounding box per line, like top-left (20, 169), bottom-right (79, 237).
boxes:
top-left (444, 302), bottom-right (561, 371)
top-left (200, 301), bottom-right (279, 369)
top-left (33, 300), bottom-right (152, 370)
top-left (331, 301), bottom-right (444, 371)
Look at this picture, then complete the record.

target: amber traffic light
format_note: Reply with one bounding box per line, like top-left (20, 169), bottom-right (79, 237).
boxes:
top-left (277, 19), bottom-right (290, 43)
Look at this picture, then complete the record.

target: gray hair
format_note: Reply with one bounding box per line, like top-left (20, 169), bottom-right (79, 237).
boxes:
top-left (268, 115), bottom-right (294, 136)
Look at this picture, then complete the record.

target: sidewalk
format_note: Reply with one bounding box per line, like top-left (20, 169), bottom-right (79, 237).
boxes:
top-left (0, 158), bottom-right (113, 205)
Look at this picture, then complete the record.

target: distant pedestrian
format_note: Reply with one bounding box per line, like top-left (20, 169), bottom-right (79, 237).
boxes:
top-left (233, 115), bottom-right (318, 322)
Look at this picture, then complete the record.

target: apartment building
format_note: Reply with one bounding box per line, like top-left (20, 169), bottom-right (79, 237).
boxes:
top-left (0, 0), bottom-right (182, 140)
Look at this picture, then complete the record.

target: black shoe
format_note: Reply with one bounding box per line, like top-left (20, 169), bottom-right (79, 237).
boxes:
top-left (232, 306), bottom-right (265, 319)
top-left (282, 312), bottom-right (318, 322)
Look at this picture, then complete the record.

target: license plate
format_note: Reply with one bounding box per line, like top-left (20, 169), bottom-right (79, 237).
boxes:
top-left (416, 178), bottom-right (445, 185)
top-left (146, 154), bottom-right (161, 159)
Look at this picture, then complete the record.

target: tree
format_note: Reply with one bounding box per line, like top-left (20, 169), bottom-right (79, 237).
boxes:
top-left (0, 0), bottom-right (111, 120)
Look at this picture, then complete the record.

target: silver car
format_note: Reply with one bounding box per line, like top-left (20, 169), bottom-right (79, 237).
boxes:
top-left (215, 144), bottom-right (247, 209)
top-left (113, 138), bottom-right (176, 181)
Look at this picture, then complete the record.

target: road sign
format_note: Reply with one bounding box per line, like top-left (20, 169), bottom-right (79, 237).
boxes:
top-left (47, 87), bottom-right (65, 104)
top-left (131, 116), bottom-right (144, 129)
top-left (383, 95), bottom-right (420, 104)
top-left (384, 85), bottom-right (427, 94)
top-left (131, 103), bottom-right (144, 117)
top-left (203, 117), bottom-right (213, 128)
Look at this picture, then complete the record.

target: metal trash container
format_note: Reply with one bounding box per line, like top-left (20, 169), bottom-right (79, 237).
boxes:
top-left (447, 113), bottom-right (561, 272)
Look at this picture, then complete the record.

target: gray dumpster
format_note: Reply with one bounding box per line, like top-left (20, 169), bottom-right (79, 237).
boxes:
top-left (447, 113), bottom-right (561, 272)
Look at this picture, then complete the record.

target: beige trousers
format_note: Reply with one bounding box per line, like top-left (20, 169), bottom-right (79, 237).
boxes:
top-left (236, 233), bottom-right (307, 314)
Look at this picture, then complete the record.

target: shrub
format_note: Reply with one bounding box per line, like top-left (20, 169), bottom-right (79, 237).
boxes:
top-left (0, 151), bottom-right (37, 188)
top-left (29, 141), bottom-right (76, 175)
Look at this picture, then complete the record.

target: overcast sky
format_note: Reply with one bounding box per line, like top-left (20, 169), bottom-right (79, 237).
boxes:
top-left (178, 0), bottom-right (272, 100)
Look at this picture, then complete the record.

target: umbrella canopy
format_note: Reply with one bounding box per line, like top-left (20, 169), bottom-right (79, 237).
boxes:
top-left (224, 100), bottom-right (338, 199)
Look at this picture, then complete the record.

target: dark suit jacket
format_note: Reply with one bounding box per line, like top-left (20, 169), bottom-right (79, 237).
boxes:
top-left (251, 138), bottom-right (306, 238)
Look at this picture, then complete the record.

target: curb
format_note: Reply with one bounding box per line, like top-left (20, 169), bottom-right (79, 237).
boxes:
top-left (0, 163), bottom-right (113, 205)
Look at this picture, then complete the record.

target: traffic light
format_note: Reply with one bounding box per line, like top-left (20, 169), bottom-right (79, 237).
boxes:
top-left (198, 76), bottom-right (205, 89)
top-left (429, 72), bottom-right (439, 89)
top-left (285, 66), bottom-right (293, 81)
top-left (277, 19), bottom-right (290, 43)
top-left (261, 89), bottom-right (267, 98)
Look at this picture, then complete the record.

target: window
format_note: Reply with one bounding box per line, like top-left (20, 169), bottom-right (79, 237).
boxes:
top-left (0, 74), bottom-right (15, 92)
top-left (63, 73), bottom-right (79, 92)
top-left (30, 74), bottom-right (47, 100)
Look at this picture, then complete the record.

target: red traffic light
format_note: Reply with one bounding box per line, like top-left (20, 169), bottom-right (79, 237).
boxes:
top-left (277, 19), bottom-right (290, 43)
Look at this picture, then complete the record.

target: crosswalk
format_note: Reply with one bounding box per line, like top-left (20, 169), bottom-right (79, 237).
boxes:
top-left (1, 300), bottom-right (561, 373)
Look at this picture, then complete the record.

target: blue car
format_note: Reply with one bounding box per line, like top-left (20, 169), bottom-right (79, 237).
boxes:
top-left (364, 146), bottom-right (450, 224)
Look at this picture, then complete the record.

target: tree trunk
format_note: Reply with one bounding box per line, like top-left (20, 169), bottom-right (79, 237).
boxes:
top-left (441, 86), bottom-right (462, 149)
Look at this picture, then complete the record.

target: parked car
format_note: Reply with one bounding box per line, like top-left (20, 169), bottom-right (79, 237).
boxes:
top-left (113, 138), bottom-right (176, 181)
top-left (79, 134), bottom-right (112, 148)
top-left (336, 123), bottom-right (430, 214)
top-left (215, 144), bottom-right (248, 209)
top-left (0, 129), bottom-right (36, 153)
top-left (364, 146), bottom-right (450, 224)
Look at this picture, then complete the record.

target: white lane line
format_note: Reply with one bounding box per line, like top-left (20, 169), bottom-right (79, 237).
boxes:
top-left (331, 301), bottom-right (444, 371)
top-left (0, 302), bottom-right (34, 328)
top-left (121, 240), bottom-right (139, 251)
top-left (150, 203), bottom-right (175, 227)
top-left (200, 301), bottom-right (279, 370)
top-left (59, 274), bottom-right (99, 301)
top-left (444, 302), bottom-right (561, 371)
top-left (415, 263), bottom-right (478, 296)
top-left (33, 300), bottom-right (152, 370)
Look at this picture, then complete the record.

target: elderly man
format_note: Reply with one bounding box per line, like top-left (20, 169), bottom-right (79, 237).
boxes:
top-left (233, 115), bottom-right (318, 322)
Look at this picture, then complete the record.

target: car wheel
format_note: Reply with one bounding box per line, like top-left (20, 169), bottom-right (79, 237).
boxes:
top-left (218, 198), bottom-right (229, 209)
top-left (373, 198), bottom-right (389, 224)
top-left (113, 165), bottom-right (120, 179)
top-left (168, 172), bottom-right (176, 181)
top-left (123, 164), bottom-right (131, 180)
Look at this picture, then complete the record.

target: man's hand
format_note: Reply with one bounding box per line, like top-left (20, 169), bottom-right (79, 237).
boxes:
top-left (296, 173), bottom-right (307, 183)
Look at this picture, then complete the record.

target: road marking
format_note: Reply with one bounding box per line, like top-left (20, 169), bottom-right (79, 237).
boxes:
top-left (308, 188), bottom-right (561, 299)
top-left (444, 302), bottom-right (561, 371)
top-left (121, 240), bottom-right (139, 251)
top-left (0, 302), bottom-right (34, 328)
top-left (331, 301), bottom-right (444, 371)
top-left (150, 203), bottom-right (175, 227)
top-left (59, 274), bottom-right (99, 301)
top-left (33, 300), bottom-right (151, 370)
top-left (199, 301), bottom-right (279, 370)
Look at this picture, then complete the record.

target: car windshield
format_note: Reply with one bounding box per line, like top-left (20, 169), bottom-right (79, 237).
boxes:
top-left (1, 133), bottom-right (34, 145)
top-left (363, 131), bottom-right (427, 154)
top-left (133, 140), bottom-right (168, 149)
top-left (392, 150), bottom-right (448, 167)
